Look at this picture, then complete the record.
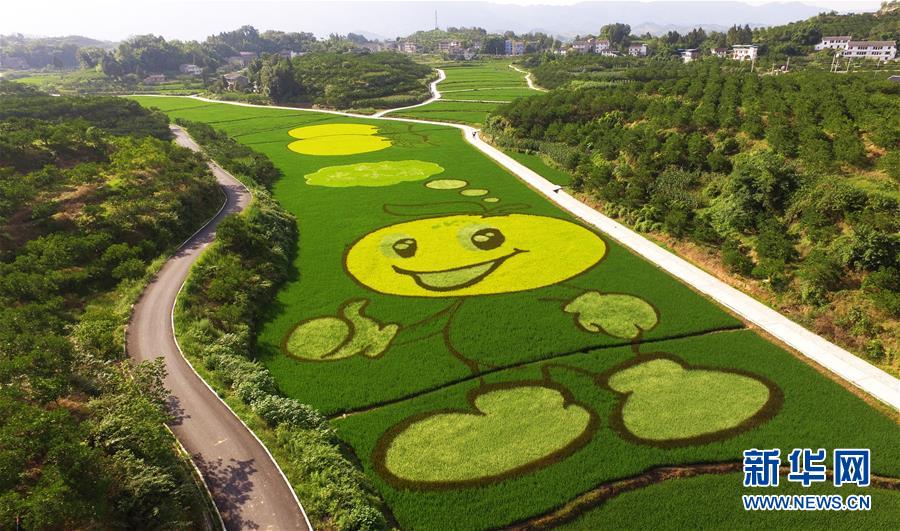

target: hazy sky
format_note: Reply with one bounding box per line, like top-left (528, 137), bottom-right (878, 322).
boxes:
top-left (2, 0), bottom-right (884, 41)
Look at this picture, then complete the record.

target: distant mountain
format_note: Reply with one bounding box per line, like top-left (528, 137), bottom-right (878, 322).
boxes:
top-left (1, 1), bottom-right (868, 42)
top-left (293, 1), bottom-right (827, 39)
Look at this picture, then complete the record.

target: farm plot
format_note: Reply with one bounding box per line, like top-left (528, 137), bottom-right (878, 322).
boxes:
top-left (388, 59), bottom-right (538, 124)
top-left (133, 96), bottom-right (900, 530)
top-left (558, 472), bottom-right (900, 530)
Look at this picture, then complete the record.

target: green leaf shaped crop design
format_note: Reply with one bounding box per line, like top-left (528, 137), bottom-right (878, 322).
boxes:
top-left (284, 299), bottom-right (398, 361)
top-left (564, 291), bottom-right (659, 339)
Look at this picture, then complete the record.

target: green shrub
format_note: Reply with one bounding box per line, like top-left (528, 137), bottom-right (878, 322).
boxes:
top-left (862, 267), bottom-right (900, 316)
top-left (796, 250), bottom-right (843, 305)
top-left (865, 339), bottom-right (886, 364)
top-left (722, 238), bottom-right (754, 276)
top-left (251, 395), bottom-right (329, 431)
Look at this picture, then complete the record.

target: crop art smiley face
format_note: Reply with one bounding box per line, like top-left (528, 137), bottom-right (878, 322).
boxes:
top-left (345, 214), bottom-right (606, 297)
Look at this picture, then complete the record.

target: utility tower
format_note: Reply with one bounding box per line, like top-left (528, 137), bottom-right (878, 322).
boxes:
top-left (435, 10), bottom-right (439, 30)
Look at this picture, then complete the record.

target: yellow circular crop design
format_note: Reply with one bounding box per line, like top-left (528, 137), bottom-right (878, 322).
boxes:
top-left (345, 214), bottom-right (606, 297)
top-left (287, 124), bottom-right (391, 155)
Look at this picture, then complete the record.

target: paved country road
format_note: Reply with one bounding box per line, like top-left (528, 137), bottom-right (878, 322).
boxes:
top-left (127, 125), bottom-right (311, 530)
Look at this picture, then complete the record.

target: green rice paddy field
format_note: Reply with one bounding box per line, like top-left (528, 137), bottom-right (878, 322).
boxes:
top-left (389, 59), bottom-right (535, 124)
top-left (132, 95), bottom-right (900, 530)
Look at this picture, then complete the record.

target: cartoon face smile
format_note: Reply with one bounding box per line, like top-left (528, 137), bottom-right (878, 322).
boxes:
top-left (345, 214), bottom-right (606, 297)
top-left (392, 248), bottom-right (528, 291)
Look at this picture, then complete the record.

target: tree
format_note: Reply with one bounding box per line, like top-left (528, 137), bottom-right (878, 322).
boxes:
top-left (258, 57), bottom-right (301, 102)
top-left (600, 23), bottom-right (632, 46)
top-left (77, 47), bottom-right (107, 69)
top-left (483, 36), bottom-right (506, 55)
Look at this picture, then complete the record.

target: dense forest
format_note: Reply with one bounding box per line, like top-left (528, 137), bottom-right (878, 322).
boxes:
top-left (242, 51), bottom-right (433, 108)
top-left (487, 64), bottom-right (899, 371)
top-left (0, 82), bottom-right (221, 527)
top-left (2, 26), bottom-right (317, 74)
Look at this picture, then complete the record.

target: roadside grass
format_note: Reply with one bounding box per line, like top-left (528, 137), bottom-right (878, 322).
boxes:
top-left (132, 96), bottom-right (900, 530)
top-left (558, 471), bottom-right (900, 530)
top-left (333, 329), bottom-right (900, 530)
top-left (387, 101), bottom-right (500, 125)
top-left (503, 149), bottom-right (574, 186)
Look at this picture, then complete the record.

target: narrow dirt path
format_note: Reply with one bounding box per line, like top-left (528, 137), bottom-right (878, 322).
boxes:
top-left (509, 64), bottom-right (547, 91)
top-left (127, 125), bottom-right (312, 530)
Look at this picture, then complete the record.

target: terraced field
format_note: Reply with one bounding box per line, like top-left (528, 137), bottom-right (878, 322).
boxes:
top-left (387, 59), bottom-right (536, 124)
top-left (133, 96), bottom-right (900, 530)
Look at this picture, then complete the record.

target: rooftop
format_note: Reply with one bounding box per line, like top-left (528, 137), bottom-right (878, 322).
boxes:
top-left (848, 40), bottom-right (896, 47)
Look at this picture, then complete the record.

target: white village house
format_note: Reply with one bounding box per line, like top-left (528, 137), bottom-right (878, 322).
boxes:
top-left (815, 35), bottom-right (852, 51)
top-left (843, 41), bottom-right (897, 61)
top-left (569, 38), bottom-right (595, 53)
top-left (179, 64), bottom-right (202, 75)
top-left (142, 74), bottom-right (166, 85)
top-left (628, 43), bottom-right (648, 57)
top-left (438, 40), bottom-right (463, 55)
top-left (681, 48), bottom-right (700, 63)
top-left (223, 72), bottom-right (249, 91)
top-left (504, 39), bottom-right (525, 56)
top-left (593, 39), bottom-right (611, 54)
top-left (732, 44), bottom-right (758, 61)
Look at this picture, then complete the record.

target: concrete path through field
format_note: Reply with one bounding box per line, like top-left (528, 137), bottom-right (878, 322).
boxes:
top-left (127, 125), bottom-right (312, 530)
top-left (372, 68), bottom-right (445, 117)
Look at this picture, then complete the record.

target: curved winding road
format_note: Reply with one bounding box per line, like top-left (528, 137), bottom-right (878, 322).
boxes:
top-left (127, 125), bottom-right (311, 530)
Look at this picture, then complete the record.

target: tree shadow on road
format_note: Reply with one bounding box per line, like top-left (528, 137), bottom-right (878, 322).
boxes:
top-left (192, 454), bottom-right (260, 530)
top-left (166, 395), bottom-right (189, 426)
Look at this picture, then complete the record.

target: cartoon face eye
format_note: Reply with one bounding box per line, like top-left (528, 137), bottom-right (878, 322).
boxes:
top-left (392, 238), bottom-right (417, 258)
top-left (470, 228), bottom-right (505, 251)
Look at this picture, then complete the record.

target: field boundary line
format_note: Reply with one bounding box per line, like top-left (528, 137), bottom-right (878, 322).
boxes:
top-left (130, 95), bottom-right (899, 411)
top-left (331, 325), bottom-right (746, 420)
top-left (506, 462), bottom-right (900, 529)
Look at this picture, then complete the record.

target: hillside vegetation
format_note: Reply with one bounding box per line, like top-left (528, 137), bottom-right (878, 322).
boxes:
top-left (487, 63), bottom-right (899, 371)
top-left (243, 51), bottom-right (433, 109)
top-left (0, 82), bottom-right (220, 527)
